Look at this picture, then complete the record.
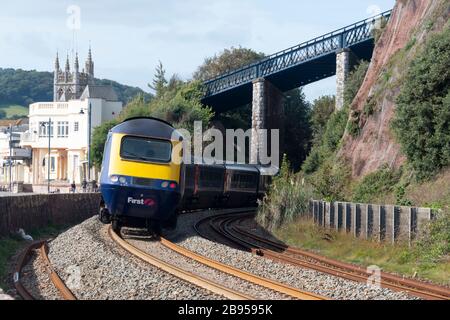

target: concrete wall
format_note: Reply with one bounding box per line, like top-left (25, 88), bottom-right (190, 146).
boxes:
top-left (310, 200), bottom-right (434, 244)
top-left (0, 193), bottom-right (101, 237)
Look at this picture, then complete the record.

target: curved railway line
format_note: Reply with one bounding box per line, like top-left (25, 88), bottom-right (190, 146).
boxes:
top-left (195, 211), bottom-right (450, 301)
top-left (14, 240), bottom-right (76, 300)
top-left (110, 226), bottom-right (326, 300)
top-left (12, 208), bottom-right (449, 300)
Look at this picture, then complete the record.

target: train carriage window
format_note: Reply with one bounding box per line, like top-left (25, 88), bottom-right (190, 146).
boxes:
top-left (199, 168), bottom-right (224, 189)
top-left (231, 172), bottom-right (257, 189)
top-left (120, 136), bottom-right (172, 163)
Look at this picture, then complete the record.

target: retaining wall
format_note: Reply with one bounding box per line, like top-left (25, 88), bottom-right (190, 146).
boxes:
top-left (0, 193), bottom-right (101, 237)
top-left (310, 200), bottom-right (434, 244)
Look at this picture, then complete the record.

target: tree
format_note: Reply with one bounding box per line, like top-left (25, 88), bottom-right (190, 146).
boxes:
top-left (283, 89), bottom-right (312, 171)
top-left (149, 61), bottom-right (168, 98)
top-left (0, 68), bottom-right (150, 107)
top-left (0, 109), bottom-right (6, 119)
top-left (193, 47), bottom-right (265, 81)
top-left (310, 95), bottom-right (335, 143)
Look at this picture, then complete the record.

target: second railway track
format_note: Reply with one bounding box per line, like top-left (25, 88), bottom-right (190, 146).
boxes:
top-left (195, 211), bottom-right (450, 301)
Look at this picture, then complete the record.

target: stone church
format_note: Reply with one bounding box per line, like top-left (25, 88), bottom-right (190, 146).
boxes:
top-left (53, 48), bottom-right (95, 102)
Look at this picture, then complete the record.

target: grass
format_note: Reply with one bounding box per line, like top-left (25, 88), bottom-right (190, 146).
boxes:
top-left (0, 224), bottom-right (70, 289)
top-left (274, 218), bottom-right (450, 286)
top-left (0, 104), bottom-right (28, 118)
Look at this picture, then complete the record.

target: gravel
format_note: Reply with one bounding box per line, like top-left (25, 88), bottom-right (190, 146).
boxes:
top-left (164, 210), bottom-right (420, 300)
top-left (19, 249), bottom-right (62, 300)
top-left (19, 208), bottom-right (421, 300)
top-left (125, 230), bottom-right (291, 300)
top-left (45, 217), bottom-right (223, 300)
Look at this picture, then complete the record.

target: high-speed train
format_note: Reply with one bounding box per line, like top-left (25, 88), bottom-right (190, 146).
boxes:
top-left (99, 117), bottom-right (275, 235)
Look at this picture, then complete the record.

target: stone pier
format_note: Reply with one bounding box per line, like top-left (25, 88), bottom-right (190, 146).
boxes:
top-left (250, 78), bottom-right (284, 164)
top-left (335, 48), bottom-right (358, 111)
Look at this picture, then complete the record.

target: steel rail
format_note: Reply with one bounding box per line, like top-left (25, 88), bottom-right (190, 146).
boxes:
top-left (158, 233), bottom-right (326, 300)
top-left (14, 240), bottom-right (76, 300)
top-left (108, 226), bottom-right (253, 300)
top-left (13, 241), bottom-right (46, 300)
top-left (205, 213), bottom-right (450, 300)
top-left (40, 243), bottom-right (77, 300)
top-left (232, 223), bottom-right (450, 300)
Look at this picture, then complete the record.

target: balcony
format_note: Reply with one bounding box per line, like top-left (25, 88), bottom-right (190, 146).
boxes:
top-left (2, 147), bottom-right (31, 160)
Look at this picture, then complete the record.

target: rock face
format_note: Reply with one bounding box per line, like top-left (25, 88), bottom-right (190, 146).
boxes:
top-left (339, 0), bottom-right (449, 178)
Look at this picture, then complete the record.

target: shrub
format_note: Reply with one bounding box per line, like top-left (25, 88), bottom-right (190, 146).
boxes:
top-left (257, 155), bottom-right (314, 231)
top-left (308, 159), bottom-right (351, 202)
top-left (352, 166), bottom-right (402, 203)
top-left (415, 210), bottom-right (450, 263)
top-left (346, 118), bottom-right (361, 137)
top-left (344, 61), bottom-right (370, 107)
top-left (392, 28), bottom-right (450, 180)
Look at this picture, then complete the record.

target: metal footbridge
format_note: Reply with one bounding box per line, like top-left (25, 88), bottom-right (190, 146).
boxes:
top-left (202, 10), bottom-right (391, 111)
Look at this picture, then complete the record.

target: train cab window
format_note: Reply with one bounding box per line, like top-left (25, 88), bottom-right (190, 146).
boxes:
top-left (120, 136), bottom-right (172, 163)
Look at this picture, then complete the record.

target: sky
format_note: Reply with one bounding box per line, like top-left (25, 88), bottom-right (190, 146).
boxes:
top-left (0, 0), bottom-right (395, 102)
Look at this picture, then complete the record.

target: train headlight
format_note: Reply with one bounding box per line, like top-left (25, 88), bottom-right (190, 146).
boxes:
top-left (110, 175), bottom-right (119, 183)
top-left (161, 181), bottom-right (169, 188)
top-left (119, 176), bottom-right (127, 184)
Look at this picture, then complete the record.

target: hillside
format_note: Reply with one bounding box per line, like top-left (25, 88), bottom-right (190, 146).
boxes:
top-left (339, 0), bottom-right (450, 178)
top-left (0, 68), bottom-right (152, 118)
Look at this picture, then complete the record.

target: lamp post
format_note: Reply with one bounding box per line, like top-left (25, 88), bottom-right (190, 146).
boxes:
top-left (80, 103), bottom-right (92, 182)
top-left (9, 125), bottom-right (12, 192)
top-left (6, 125), bottom-right (13, 192)
top-left (41, 118), bottom-right (52, 193)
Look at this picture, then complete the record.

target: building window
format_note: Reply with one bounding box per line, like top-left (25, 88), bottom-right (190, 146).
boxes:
top-left (39, 122), bottom-right (53, 137)
top-left (57, 121), bottom-right (69, 138)
top-left (74, 122), bottom-right (79, 132)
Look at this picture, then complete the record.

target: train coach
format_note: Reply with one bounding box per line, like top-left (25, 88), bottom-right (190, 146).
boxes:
top-left (99, 117), bottom-right (276, 235)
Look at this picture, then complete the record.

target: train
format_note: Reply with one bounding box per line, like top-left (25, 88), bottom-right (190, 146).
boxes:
top-left (99, 117), bottom-right (276, 235)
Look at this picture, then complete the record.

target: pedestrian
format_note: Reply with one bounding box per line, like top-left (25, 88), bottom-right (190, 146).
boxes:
top-left (70, 181), bottom-right (76, 193)
top-left (91, 180), bottom-right (98, 192)
top-left (82, 179), bottom-right (87, 193)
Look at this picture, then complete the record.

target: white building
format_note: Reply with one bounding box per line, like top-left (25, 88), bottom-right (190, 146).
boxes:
top-left (21, 85), bottom-right (122, 192)
top-left (0, 119), bottom-right (32, 190)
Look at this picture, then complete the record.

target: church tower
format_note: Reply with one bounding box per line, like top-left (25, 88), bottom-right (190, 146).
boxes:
top-left (53, 48), bottom-right (94, 102)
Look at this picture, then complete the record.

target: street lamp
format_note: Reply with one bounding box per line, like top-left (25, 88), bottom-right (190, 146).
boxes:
top-left (41, 118), bottom-right (52, 193)
top-left (80, 103), bottom-right (92, 182)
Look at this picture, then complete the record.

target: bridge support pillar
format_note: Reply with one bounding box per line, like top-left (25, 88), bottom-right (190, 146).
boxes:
top-left (251, 78), bottom-right (284, 165)
top-left (336, 48), bottom-right (358, 111)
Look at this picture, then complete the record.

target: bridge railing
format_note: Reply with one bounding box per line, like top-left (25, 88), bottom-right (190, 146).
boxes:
top-left (203, 10), bottom-right (392, 97)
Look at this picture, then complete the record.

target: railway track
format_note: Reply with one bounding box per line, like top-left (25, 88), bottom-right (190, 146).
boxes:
top-left (14, 240), bottom-right (76, 300)
top-left (109, 226), bottom-right (325, 300)
top-left (196, 211), bottom-right (450, 301)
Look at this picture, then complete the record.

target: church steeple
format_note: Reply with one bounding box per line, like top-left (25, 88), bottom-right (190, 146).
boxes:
top-left (74, 52), bottom-right (79, 73)
top-left (54, 45), bottom-right (93, 102)
top-left (85, 46), bottom-right (94, 77)
top-left (65, 54), bottom-right (71, 73)
top-left (54, 52), bottom-right (60, 71)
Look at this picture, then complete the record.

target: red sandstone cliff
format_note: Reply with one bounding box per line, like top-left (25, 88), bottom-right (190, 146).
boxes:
top-left (339, 0), bottom-right (449, 178)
